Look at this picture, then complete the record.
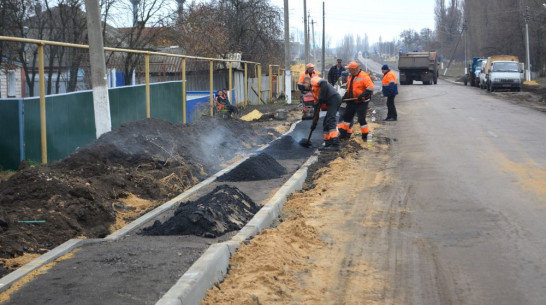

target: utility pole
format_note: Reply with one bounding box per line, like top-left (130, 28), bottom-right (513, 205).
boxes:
top-left (284, 0), bottom-right (291, 104)
top-left (311, 19), bottom-right (317, 61)
top-left (525, 6), bottom-right (531, 81)
top-left (463, 20), bottom-right (467, 80)
top-left (85, 0), bottom-right (112, 138)
top-left (321, 1), bottom-right (325, 77)
top-left (303, 0), bottom-right (309, 63)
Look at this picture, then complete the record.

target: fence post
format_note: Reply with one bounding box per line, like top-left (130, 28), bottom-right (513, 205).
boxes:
top-left (182, 57), bottom-right (186, 124)
top-left (244, 63), bottom-right (248, 106)
top-left (257, 64), bottom-right (262, 104)
top-left (281, 69), bottom-right (285, 94)
top-left (209, 60), bottom-right (214, 116)
top-left (228, 61), bottom-right (232, 104)
top-left (145, 53), bottom-right (150, 118)
top-left (268, 65), bottom-right (273, 101)
top-left (277, 66), bottom-right (281, 97)
top-left (38, 43), bottom-right (47, 164)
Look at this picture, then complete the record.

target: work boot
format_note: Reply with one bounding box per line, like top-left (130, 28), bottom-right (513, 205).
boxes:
top-left (362, 133), bottom-right (369, 142)
top-left (318, 139), bottom-right (332, 151)
top-left (320, 137), bottom-right (341, 152)
top-left (338, 129), bottom-right (348, 140)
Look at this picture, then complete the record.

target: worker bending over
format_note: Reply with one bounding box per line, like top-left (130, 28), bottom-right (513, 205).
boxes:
top-left (338, 61), bottom-right (374, 141)
top-left (302, 76), bottom-right (342, 151)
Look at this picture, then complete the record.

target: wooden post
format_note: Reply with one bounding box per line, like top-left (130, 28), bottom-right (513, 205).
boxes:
top-left (209, 60), bottom-right (214, 116)
top-left (38, 43), bottom-right (47, 164)
top-left (145, 53), bottom-right (150, 118)
top-left (182, 57), bottom-right (186, 123)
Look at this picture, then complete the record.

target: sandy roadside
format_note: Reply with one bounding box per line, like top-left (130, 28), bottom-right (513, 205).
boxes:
top-left (201, 125), bottom-right (398, 305)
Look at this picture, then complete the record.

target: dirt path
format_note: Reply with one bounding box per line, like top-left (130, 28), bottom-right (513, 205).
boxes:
top-left (201, 125), bottom-right (405, 304)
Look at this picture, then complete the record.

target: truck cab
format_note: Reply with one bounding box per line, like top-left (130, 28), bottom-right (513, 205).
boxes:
top-left (465, 57), bottom-right (485, 87)
top-left (487, 61), bottom-right (523, 92)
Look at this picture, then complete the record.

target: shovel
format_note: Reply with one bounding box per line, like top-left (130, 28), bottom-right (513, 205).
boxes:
top-left (299, 102), bottom-right (321, 148)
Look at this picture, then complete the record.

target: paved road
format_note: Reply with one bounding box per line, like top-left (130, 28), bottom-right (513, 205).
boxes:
top-left (386, 79), bottom-right (546, 304)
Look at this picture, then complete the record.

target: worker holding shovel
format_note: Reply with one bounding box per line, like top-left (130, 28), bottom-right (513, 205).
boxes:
top-left (338, 61), bottom-right (375, 142)
top-left (300, 76), bottom-right (342, 151)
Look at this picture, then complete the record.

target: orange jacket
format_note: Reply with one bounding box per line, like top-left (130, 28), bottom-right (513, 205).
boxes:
top-left (382, 70), bottom-right (397, 85)
top-left (298, 70), bottom-right (320, 84)
top-left (346, 70), bottom-right (374, 100)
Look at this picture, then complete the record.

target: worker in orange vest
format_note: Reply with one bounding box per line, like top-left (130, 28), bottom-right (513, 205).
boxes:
top-left (297, 63), bottom-right (320, 92)
top-left (301, 76), bottom-right (342, 151)
top-left (381, 64), bottom-right (398, 121)
top-left (338, 61), bottom-right (374, 141)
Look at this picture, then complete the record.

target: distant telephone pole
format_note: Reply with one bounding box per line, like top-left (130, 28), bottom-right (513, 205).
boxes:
top-left (85, 0), bottom-right (111, 138)
top-left (525, 6), bottom-right (531, 81)
top-left (321, 1), bottom-right (325, 77)
top-left (303, 0), bottom-right (309, 63)
top-left (311, 19), bottom-right (317, 56)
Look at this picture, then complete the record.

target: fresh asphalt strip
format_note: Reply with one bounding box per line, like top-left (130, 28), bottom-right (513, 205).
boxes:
top-left (1, 117), bottom-right (325, 305)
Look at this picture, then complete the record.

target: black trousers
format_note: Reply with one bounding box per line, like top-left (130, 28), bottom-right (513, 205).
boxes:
top-left (342, 101), bottom-right (368, 132)
top-left (386, 95), bottom-right (397, 119)
top-left (323, 94), bottom-right (342, 135)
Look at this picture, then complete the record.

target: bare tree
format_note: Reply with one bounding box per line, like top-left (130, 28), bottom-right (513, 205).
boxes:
top-left (462, 0), bottom-right (546, 76)
top-left (173, 0), bottom-right (283, 67)
top-left (336, 34), bottom-right (355, 63)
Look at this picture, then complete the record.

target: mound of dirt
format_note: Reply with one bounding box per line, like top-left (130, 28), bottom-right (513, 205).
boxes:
top-left (0, 116), bottom-right (285, 262)
top-left (217, 153), bottom-right (287, 182)
top-left (141, 185), bottom-right (260, 237)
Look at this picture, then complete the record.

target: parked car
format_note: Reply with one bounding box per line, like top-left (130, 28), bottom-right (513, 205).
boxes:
top-left (487, 60), bottom-right (523, 92)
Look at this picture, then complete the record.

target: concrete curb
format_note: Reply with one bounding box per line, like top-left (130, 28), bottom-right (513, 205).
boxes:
top-left (0, 238), bottom-right (101, 293)
top-left (155, 154), bottom-right (319, 305)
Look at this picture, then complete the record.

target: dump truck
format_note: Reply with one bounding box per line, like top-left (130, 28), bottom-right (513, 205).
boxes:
top-left (398, 52), bottom-right (439, 85)
top-left (465, 57), bottom-right (486, 87)
top-left (483, 55), bottom-right (522, 92)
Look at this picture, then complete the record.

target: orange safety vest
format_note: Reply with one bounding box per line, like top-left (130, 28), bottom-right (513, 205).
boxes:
top-left (310, 77), bottom-right (330, 110)
top-left (346, 70), bottom-right (374, 99)
top-left (298, 70), bottom-right (320, 84)
top-left (382, 70), bottom-right (397, 85)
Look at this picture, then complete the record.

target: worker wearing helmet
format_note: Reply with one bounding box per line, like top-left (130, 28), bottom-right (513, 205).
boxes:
top-left (338, 61), bottom-right (374, 141)
top-left (301, 76), bottom-right (342, 151)
top-left (297, 63), bottom-right (320, 92)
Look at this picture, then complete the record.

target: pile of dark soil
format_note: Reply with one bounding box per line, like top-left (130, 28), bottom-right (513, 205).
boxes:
top-left (141, 185), bottom-right (260, 237)
top-left (0, 117), bottom-right (282, 262)
top-left (217, 153), bottom-right (287, 182)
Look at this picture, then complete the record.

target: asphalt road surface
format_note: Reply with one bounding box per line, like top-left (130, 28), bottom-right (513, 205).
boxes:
top-left (383, 79), bottom-right (546, 304)
top-left (202, 78), bottom-right (546, 305)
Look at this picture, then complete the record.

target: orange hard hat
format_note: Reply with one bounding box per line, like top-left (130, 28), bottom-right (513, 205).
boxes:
top-left (305, 63), bottom-right (315, 69)
top-left (345, 61), bottom-right (359, 69)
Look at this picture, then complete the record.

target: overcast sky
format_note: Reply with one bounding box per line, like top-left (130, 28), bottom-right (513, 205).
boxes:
top-left (270, 0), bottom-right (436, 46)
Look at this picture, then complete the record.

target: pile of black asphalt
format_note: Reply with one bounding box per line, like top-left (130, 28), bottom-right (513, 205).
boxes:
top-left (3, 118), bottom-right (325, 305)
top-left (217, 153), bottom-right (287, 182)
top-left (141, 185), bottom-right (261, 238)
